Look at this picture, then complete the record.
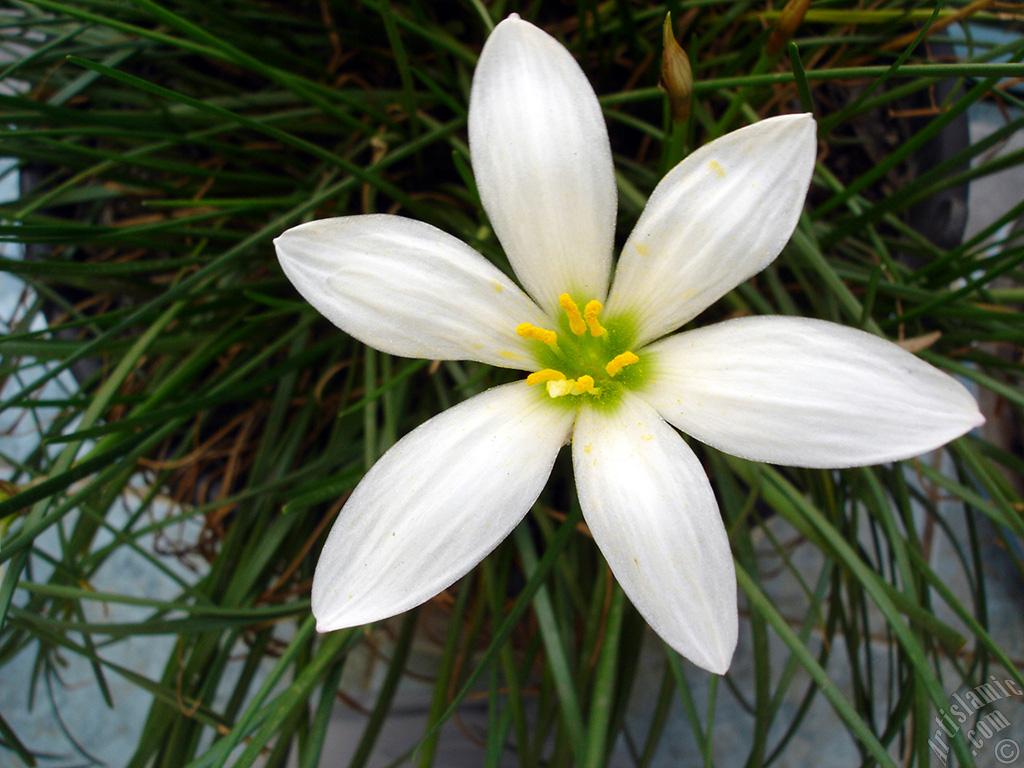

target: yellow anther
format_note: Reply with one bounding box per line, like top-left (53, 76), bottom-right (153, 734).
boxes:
top-left (559, 294), bottom-right (587, 336)
top-left (545, 375), bottom-right (601, 398)
top-left (517, 323), bottom-right (558, 346)
top-left (583, 300), bottom-right (606, 337)
top-left (572, 375), bottom-right (600, 395)
top-left (605, 351), bottom-right (639, 377)
top-left (546, 379), bottom-right (574, 398)
top-left (526, 369), bottom-right (566, 386)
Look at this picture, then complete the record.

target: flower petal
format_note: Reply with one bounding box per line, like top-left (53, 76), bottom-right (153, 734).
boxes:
top-left (469, 15), bottom-right (616, 313)
top-left (275, 214), bottom-right (549, 370)
top-left (312, 382), bottom-right (574, 630)
top-left (640, 316), bottom-right (984, 468)
top-left (572, 393), bottom-right (737, 674)
top-left (606, 114), bottom-right (817, 346)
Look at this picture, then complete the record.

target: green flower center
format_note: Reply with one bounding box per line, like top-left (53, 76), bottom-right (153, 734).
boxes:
top-left (517, 294), bottom-right (643, 404)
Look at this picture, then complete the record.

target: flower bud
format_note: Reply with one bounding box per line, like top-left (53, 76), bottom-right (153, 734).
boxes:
top-left (766, 0), bottom-right (811, 56)
top-left (661, 14), bottom-right (692, 124)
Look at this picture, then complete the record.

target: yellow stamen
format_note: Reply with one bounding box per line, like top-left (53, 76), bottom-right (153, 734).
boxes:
top-left (571, 375), bottom-right (600, 395)
top-left (526, 369), bottom-right (566, 386)
top-left (559, 294), bottom-right (587, 336)
top-left (546, 379), bottom-right (574, 398)
top-left (583, 300), bottom-right (606, 337)
top-left (605, 351), bottom-right (639, 377)
top-left (517, 322), bottom-right (558, 346)
top-left (545, 375), bottom-right (601, 398)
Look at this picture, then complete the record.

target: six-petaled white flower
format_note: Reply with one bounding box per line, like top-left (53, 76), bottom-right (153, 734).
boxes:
top-left (274, 14), bottom-right (983, 674)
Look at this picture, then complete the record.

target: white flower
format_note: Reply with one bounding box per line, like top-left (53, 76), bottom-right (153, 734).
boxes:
top-left (274, 15), bottom-right (983, 674)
